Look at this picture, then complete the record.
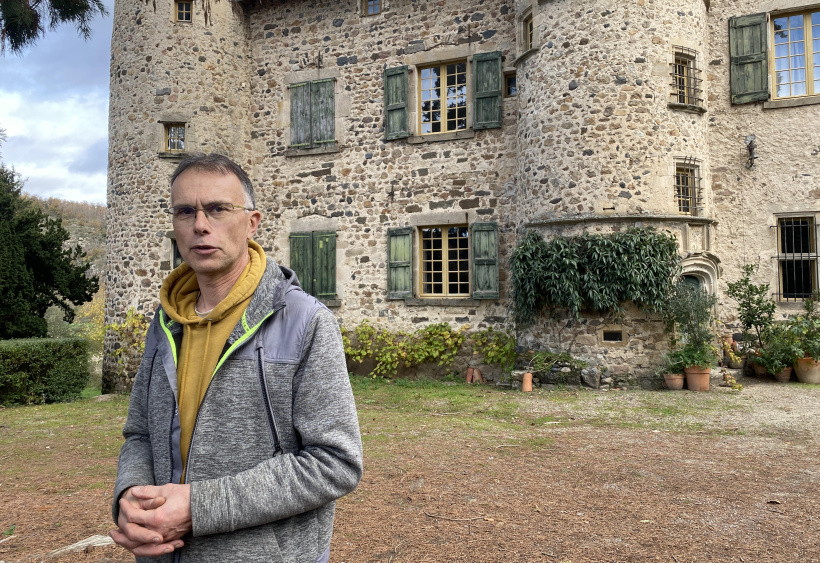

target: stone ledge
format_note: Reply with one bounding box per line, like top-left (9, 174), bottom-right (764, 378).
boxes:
top-left (526, 213), bottom-right (715, 228)
top-left (764, 95), bottom-right (820, 110)
top-left (158, 151), bottom-right (188, 159)
top-left (285, 143), bottom-right (340, 157)
top-left (668, 102), bottom-right (707, 114)
top-left (404, 298), bottom-right (480, 307)
top-left (407, 130), bottom-right (475, 144)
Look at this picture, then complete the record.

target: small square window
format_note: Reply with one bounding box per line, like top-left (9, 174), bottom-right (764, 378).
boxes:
top-left (364, 0), bottom-right (381, 16)
top-left (175, 1), bottom-right (191, 22)
top-left (505, 73), bottom-right (517, 97)
top-left (165, 123), bottom-right (186, 152)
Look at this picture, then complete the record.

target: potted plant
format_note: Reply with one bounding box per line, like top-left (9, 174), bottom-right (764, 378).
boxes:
top-left (726, 264), bottom-right (776, 350)
top-left (657, 354), bottom-right (685, 390)
top-left (789, 292), bottom-right (820, 384)
top-left (758, 323), bottom-right (803, 383)
top-left (663, 280), bottom-right (718, 391)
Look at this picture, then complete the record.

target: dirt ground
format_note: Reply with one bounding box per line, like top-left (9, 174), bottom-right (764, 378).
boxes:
top-left (2, 374), bottom-right (819, 563)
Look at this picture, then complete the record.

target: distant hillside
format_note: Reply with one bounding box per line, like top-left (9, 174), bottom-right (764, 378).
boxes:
top-left (25, 195), bottom-right (106, 275)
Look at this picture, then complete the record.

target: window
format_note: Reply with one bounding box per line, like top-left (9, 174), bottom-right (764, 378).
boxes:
top-left (363, 0), bottom-right (380, 16)
top-left (175, 1), bottom-right (191, 21)
top-left (289, 79), bottom-right (336, 149)
top-left (729, 10), bottom-right (820, 104)
top-left (505, 73), bottom-right (517, 97)
top-left (776, 217), bottom-right (818, 301)
top-left (383, 51), bottom-right (502, 140)
top-left (387, 223), bottom-right (498, 300)
top-left (674, 158), bottom-right (702, 216)
top-left (165, 123), bottom-right (186, 153)
top-left (669, 46), bottom-right (704, 110)
top-left (419, 62), bottom-right (467, 134)
top-left (522, 13), bottom-right (533, 51)
top-left (420, 226), bottom-right (470, 296)
top-left (772, 10), bottom-right (820, 99)
top-left (289, 231), bottom-right (337, 299)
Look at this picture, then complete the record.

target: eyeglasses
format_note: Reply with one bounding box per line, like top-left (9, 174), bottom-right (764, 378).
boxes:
top-left (164, 202), bottom-right (253, 222)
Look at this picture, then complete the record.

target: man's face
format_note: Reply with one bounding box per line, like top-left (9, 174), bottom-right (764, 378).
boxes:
top-left (170, 168), bottom-right (261, 281)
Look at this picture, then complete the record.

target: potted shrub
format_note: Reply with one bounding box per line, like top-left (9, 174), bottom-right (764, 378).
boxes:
top-left (789, 293), bottom-right (820, 384)
top-left (758, 323), bottom-right (803, 383)
top-left (657, 354), bottom-right (685, 390)
top-left (663, 280), bottom-right (718, 391)
top-left (726, 264), bottom-right (776, 350)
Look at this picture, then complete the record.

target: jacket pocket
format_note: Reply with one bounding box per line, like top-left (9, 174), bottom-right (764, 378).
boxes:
top-left (182, 525), bottom-right (286, 563)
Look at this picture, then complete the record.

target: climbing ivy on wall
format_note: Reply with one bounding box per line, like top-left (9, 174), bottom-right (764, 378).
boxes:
top-left (509, 228), bottom-right (680, 326)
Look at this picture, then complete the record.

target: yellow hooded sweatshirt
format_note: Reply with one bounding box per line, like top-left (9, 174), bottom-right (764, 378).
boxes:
top-left (159, 240), bottom-right (266, 481)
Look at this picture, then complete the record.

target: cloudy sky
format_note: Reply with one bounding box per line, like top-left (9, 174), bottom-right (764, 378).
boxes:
top-left (0, 0), bottom-right (114, 204)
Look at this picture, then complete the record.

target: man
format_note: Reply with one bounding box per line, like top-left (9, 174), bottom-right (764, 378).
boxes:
top-left (110, 153), bottom-right (362, 562)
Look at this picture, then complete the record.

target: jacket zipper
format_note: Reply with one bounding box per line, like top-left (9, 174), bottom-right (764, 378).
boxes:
top-left (257, 347), bottom-right (282, 455)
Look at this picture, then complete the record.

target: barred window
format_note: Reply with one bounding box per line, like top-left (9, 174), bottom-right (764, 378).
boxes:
top-left (775, 217), bottom-right (818, 301)
top-left (420, 226), bottom-right (470, 296)
top-left (674, 158), bottom-right (702, 216)
top-left (669, 46), bottom-right (704, 110)
top-left (165, 123), bottom-right (186, 152)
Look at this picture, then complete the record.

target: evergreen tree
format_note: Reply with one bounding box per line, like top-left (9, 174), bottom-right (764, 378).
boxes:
top-left (1, 0), bottom-right (106, 54)
top-left (0, 164), bottom-right (98, 338)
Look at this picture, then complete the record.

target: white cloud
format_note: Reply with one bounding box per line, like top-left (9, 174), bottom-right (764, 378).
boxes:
top-left (0, 0), bottom-right (112, 204)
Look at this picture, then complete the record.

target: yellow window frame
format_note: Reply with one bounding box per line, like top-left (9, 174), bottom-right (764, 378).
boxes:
top-left (418, 61), bottom-right (468, 135)
top-left (419, 225), bottom-right (470, 297)
top-left (770, 8), bottom-right (820, 99)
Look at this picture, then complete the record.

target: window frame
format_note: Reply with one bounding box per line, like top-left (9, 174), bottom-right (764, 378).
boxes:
top-left (363, 0), bottom-right (381, 16)
top-left (418, 225), bottom-right (471, 298)
top-left (175, 0), bottom-right (192, 22)
top-left (673, 157), bottom-right (703, 217)
top-left (165, 123), bottom-right (187, 153)
top-left (669, 46), bottom-right (705, 112)
top-left (775, 215), bottom-right (819, 301)
top-left (770, 8), bottom-right (820, 100)
top-left (522, 12), bottom-right (534, 51)
top-left (504, 72), bottom-right (517, 98)
top-left (417, 61), bottom-right (468, 136)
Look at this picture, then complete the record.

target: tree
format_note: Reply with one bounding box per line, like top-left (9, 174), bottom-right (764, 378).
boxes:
top-left (0, 164), bottom-right (98, 338)
top-left (0, 0), bottom-right (106, 54)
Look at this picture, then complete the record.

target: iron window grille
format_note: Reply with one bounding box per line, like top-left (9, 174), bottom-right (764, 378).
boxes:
top-left (674, 157), bottom-right (703, 216)
top-left (774, 216), bottom-right (819, 301)
top-left (669, 46), bottom-right (704, 110)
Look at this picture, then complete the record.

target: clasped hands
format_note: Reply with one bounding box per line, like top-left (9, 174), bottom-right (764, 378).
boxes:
top-left (110, 483), bottom-right (193, 557)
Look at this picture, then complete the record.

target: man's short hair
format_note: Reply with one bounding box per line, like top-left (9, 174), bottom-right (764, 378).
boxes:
top-left (170, 153), bottom-right (255, 209)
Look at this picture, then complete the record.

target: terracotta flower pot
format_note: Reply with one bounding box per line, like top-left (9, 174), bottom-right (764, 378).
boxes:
top-left (773, 366), bottom-right (793, 383)
top-left (663, 373), bottom-right (685, 390)
top-left (684, 366), bottom-right (711, 391)
top-left (522, 372), bottom-right (533, 392)
top-left (750, 360), bottom-right (768, 377)
top-left (794, 357), bottom-right (820, 384)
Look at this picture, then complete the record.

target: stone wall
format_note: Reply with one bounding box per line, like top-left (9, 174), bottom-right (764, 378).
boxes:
top-left (104, 0), bottom-right (820, 391)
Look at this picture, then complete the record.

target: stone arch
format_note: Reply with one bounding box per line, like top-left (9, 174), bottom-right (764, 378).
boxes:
top-left (680, 252), bottom-right (720, 295)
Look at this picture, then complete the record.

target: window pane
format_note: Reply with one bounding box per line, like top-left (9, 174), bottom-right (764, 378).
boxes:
top-left (774, 17), bottom-right (788, 32)
top-left (775, 29), bottom-right (789, 43)
top-left (775, 44), bottom-right (789, 58)
top-left (791, 42), bottom-right (805, 56)
top-left (776, 57), bottom-right (790, 71)
top-left (813, 12), bottom-right (820, 25)
top-left (793, 82), bottom-right (807, 96)
top-left (791, 28), bottom-right (805, 42)
top-left (776, 70), bottom-right (791, 86)
top-left (789, 15), bottom-right (804, 28)
top-left (777, 83), bottom-right (791, 97)
top-left (792, 55), bottom-right (806, 69)
top-left (792, 69), bottom-right (806, 83)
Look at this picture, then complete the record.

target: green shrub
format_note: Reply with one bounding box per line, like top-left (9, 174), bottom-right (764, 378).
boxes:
top-left (0, 338), bottom-right (89, 405)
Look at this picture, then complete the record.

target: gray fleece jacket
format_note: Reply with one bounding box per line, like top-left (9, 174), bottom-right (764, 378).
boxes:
top-left (113, 260), bottom-right (363, 563)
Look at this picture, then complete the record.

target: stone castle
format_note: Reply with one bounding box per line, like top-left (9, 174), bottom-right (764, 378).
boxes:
top-left (104, 0), bottom-right (820, 390)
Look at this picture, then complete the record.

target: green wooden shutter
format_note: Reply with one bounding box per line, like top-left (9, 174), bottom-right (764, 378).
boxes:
top-left (313, 231), bottom-right (337, 299)
top-left (289, 232), bottom-right (314, 294)
top-left (311, 79), bottom-right (336, 145)
top-left (384, 66), bottom-right (409, 140)
top-left (473, 51), bottom-right (503, 130)
top-left (471, 222), bottom-right (499, 299)
top-left (387, 227), bottom-right (413, 299)
top-left (729, 14), bottom-right (769, 105)
top-left (289, 82), bottom-right (311, 148)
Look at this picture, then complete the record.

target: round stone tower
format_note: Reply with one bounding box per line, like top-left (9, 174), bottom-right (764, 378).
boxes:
top-left (104, 0), bottom-right (252, 390)
top-left (512, 0), bottom-right (713, 376)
